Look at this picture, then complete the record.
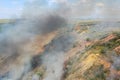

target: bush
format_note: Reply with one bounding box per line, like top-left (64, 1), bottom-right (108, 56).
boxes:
top-left (86, 38), bottom-right (91, 42)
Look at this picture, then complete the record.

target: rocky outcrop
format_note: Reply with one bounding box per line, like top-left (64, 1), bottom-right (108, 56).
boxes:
top-left (114, 46), bottom-right (120, 54)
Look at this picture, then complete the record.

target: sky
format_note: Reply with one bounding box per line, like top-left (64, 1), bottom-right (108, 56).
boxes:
top-left (0, 0), bottom-right (25, 19)
top-left (0, 0), bottom-right (120, 19)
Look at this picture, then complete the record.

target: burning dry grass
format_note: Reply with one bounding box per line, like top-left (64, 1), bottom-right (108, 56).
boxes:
top-left (23, 31), bottom-right (58, 55)
top-left (0, 31), bottom-right (58, 78)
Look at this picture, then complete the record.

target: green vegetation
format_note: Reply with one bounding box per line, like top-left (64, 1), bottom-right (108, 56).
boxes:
top-left (86, 38), bottom-right (91, 42)
top-left (84, 65), bottom-right (108, 80)
top-left (77, 20), bottom-right (101, 26)
top-left (35, 66), bottom-right (46, 79)
top-left (64, 32), bottom-right (120, 80)
top-left (115, 65), bottom-right (120, 71)
top-left (91, 32), bottom-right (120, 54)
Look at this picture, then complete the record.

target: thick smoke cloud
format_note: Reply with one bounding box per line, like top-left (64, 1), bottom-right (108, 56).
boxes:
top-left (0, 0), bottom-right (70, 80)
top-left (27, 14), bottom-right (67, 34)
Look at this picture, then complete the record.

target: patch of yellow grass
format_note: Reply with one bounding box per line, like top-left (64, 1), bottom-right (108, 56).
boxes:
top-left (65, 53), bottom-right (100, 80)
top-left (0, 19), bottom-right (14, 23)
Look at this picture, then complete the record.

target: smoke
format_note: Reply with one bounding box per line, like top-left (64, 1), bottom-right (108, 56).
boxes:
top-left (41, 34), bottom-right (75, 80)
top-left (0, 0), bottom-right (73, 80)
top-left (0, 0), bottom-right (120, 80)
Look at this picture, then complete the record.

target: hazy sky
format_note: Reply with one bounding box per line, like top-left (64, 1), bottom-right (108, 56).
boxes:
top-left (0, 0), bottom-right (120, 19)
top-left (0, 0), bottom-right (25, 19)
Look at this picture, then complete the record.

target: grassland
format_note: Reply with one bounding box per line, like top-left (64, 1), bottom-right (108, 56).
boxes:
top-left (0, 19), bottom-right (15, 24)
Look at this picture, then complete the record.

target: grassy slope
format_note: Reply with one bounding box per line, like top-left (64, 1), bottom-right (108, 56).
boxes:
top-left (0, 19), bottom-right (15, 24)
top-left (0, 19), bottom-right (12, 24)
top-left (64, 32), bottom-right (120, 80)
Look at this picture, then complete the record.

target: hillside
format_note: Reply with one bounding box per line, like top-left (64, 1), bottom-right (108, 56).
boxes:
top-left (0, 21), bottom-right (120, 80)
top-left (64, 32), bottom-right (120, 80)
top-left (22, 22), bottom-right (120, 80)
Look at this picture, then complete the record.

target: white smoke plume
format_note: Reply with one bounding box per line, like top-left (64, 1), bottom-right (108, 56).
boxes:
top-left (41, 34), bottom-right (75, 80)
top-left (0, 0), bottom-right (72, 80)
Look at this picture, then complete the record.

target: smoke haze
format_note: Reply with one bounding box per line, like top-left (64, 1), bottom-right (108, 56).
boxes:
top-left (0, 0), bottom-right (120, 80)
